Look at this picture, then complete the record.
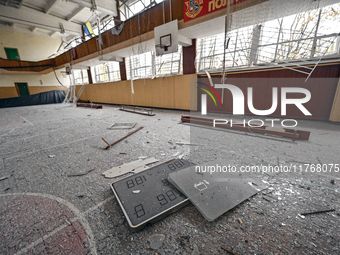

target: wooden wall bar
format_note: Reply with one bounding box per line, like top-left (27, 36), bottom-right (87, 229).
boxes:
top-left (0, 87), bottom-right (18, 99)
top-left (76, 74), bottom-right (197, 110)
top-left (0, 86), bottom-right (67, 99)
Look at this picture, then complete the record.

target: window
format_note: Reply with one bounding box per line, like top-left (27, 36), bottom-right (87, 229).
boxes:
top-left (196, 3), bottom-right (340, 72)
top-left (107, 62), bottom-right (121, 82)
top-left (92, 62), bottom-right (121, 83)
top-left (197, 25), bottom-right (254, 71)
top-left (126, 47), bottom-right (183, 80)
top-left (119, 0), bottom-right (164, 21)
top-left (93, 64), bottom-right (109, 82)
top-left (155, 45), bottom-right (183, 76)
top-left (126, 52), bottom-right (153, 80)
top-left (5, 48), bottom-right (20, 60)
top-left (73, 69), bottom-right (89, 85)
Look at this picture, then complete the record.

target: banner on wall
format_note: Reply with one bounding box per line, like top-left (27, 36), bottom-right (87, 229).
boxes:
top-left (184, 0), bottom-right (247, 22)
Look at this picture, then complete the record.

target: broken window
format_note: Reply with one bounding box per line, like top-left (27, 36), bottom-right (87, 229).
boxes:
top-left (119, 0), bottom-right (164, 21)
top-left (93, 64), bottom-right (109, 83)
top-left (73, 69), bottom-right (89, 85)
top-left (196, 3), bottom-right (340, 73)
top-left (126, 51), bottom-right (153, 80)
top-left (92, 62), bottom-right (121, 83)
top-left (155, 45), bottom-right (183, 76)
top-left (107, 61), bottom-right (121, 82)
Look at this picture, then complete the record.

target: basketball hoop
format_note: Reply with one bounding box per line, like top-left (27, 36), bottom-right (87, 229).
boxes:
top-left (155, 44), bottom-right (168, 56)
top-left (156, 44), bottom-right (168, 51)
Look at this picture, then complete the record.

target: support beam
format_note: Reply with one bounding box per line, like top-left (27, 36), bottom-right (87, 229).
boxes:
top-left (183, 39), bottom-right (196, 74)
top-left (67, 0), bottom-right (117, 17)
top-left (87, 68), bottom-right (93, 84)
top-left (49, 31), bottom-right (58, 36)
top-left (0, 5), bottom-right (82, 35)
top-left (67, 6), bottom-right (86, 21)
top-left (178, 35), bottom-right (192, 47)
top-left (98, 55), bottom-right (123, 62)
top-left (45, 0), bottom-right (62, 14)
top-left (30, 26), bottom-right (38, 32)
top-left (119, 58), bottom-right (127, 81)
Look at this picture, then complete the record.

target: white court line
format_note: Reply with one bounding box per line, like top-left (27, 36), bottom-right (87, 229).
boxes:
top-left (4, 130), bottom-right (117, 160)
top-left (0, 193), bottom-right (116, 255)
top-left (18, 115), bottom-right (34, 126)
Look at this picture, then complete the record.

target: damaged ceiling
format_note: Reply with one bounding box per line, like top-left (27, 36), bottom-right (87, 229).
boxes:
top-left (0, 0), bottom-right (117, 40)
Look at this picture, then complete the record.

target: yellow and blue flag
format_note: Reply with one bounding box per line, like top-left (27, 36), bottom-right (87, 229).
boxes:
top-left (84, 21), bottom-right (95, 38)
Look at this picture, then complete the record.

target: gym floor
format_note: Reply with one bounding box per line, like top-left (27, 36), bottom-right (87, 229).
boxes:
top-left (0, 103), bottom-right (339, 254)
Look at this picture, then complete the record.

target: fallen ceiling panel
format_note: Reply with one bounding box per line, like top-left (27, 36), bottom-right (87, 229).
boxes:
top-left (168, 160), bottom-right (267, 221)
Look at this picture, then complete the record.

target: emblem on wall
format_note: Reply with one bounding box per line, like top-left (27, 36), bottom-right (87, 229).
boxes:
top-left (185, 0), bottom-right (203, 19)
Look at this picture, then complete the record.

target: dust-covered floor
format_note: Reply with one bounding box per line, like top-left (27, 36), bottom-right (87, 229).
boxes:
top-left (0, 103), bottom-right (339, 255)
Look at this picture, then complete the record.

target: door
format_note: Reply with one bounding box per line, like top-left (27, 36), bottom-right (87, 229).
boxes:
top-left (15, 83), bottom-right (30, 96)
top-left (5, 48), bottom-right (20, 60)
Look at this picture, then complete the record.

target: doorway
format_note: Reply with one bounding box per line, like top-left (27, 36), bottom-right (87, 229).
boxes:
top-left (15, 83), bottom-right (30, 96)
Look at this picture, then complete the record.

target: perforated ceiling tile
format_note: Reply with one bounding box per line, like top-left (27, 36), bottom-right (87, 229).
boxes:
top-left (107, 123), bottom-right (136, 130)
top-left (168, 161), bottom-right (267, 221)
top-left (110, 159), bottom-right (193, 231)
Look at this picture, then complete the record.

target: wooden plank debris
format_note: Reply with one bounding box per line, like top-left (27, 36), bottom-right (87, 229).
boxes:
top-left (301, 209), bottom-right (335, 216)
top-left (119, 105), bottom-right (155, 116)
top-left (76, 102), bottom-right (102, 109)
top-left (103, 126), bottom-right (144, 150)
top-left (181, 115), bottom-right (311, 141)
top-left (67, 168), bottom-right (95, 177)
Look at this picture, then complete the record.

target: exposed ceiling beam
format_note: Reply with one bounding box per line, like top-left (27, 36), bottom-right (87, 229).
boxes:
top-left (0, 5), bottom-right (82, 35)
top-left (67, 6), bottom-right (85, 21)
top-left (67, 0), bottom-right (117, 17)
top-left (45, 0), bottom-right (62, 14)
top-left (178, 35), bottom-right (192, 47)
top-left (49, 31), bottom-right (57, 36)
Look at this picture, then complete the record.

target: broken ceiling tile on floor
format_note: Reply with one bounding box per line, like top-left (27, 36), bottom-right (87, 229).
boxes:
top-left (107, 123), bottom-right (137, 130)
top-left (102, 158), bottom-right (159, 178)
top-left (168, 161), bottom-right (267, 221)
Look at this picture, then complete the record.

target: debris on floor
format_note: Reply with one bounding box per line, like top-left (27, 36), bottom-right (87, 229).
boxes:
top-left (110, 159), bottom-right (192, 231)
top-left (76, 102), bottom-right (103, 109)
top-left (149, 234), bottom-right (166, 250)
top-left (102, 157), bottom-right (159, 178)
top-left (107, 122), bottom-right (137, 130)
top-left (2, 104), bottom-right (340, 254)
top-left (175, 141), bottom-right (199, 146)
top-left (0, 176), bottom-right (9, 181)
top-left (301, 209), bottom-right (335, 216)
top-left (103, 126), bottom-right (144, 149)
top-left (221, 246), bottom-right (237, 255)
top-left (181, 115), bottom-right (311, 141)
top-left (168, 161), bottom-right (267, 221)
top-left (67, 168), bottom-right (95, 177)
top-left (119, 105), bottom-right (155, 116)
top-left (101, 138), bottom-right (111, 147)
